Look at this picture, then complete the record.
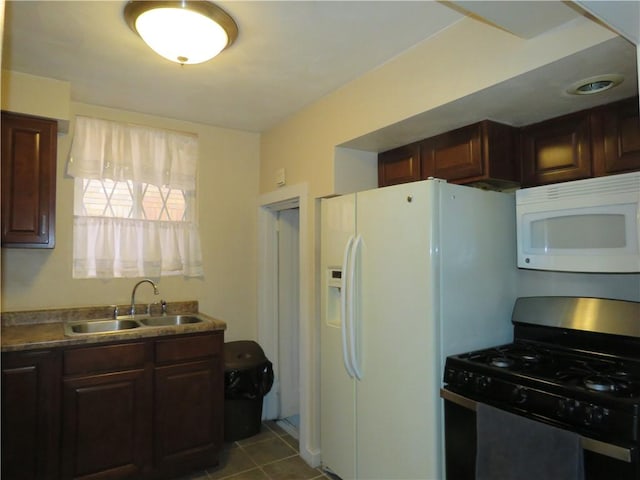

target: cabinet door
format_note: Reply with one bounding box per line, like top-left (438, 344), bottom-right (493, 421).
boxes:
top-left (592, 97), bottom-right (640, 176)
top-left (422, 123), bottom-right (484, 181)
top-left (378, 143), bottom-right (421, 187)
top-left (421, 121), bottom-right (517, 186)
top-left (1, 111), bottom-right (57, 248)
top-left (61, 369), bottom-right (152, 480)
top-left (520, 111), bottom-right (592, 186)
top-left (154, 358), bottom-right (223, 474)
top-left (1, 350), bottom-right (61, 480)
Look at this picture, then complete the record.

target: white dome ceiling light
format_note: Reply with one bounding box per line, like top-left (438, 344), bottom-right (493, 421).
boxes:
top-left (124, 1), bottom-right (238, 65)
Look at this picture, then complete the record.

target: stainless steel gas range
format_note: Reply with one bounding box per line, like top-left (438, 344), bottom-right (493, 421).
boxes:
top-left (441, 296), bottom-right (640, 480)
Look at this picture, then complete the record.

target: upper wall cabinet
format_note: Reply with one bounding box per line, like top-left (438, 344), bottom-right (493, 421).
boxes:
top-left (1, 111), bottom-right (57, 248)
top-left (520, 110), bottom-right (592, 186)
top-left (378, 120), bottom-right (518, 188)
top-left (592, 97), bottom-right (640, 176)
top-left (378, 142), bottom-right (422, 187)
top-left (380, 97), bottom-right (640, 189)
top-left (421, 120), bottom-right (517, 186)
top-left (520, 97), bottom-right (640, 187)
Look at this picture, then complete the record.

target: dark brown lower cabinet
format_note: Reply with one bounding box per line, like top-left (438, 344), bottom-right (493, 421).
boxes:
top-left (61, 369), bottom-right (152, 479)
top-left (154, 359), bottom-right (223, 475)
top-left (1, 350), bottom-right (61, 480)
top-left (2, 331), bottom-right (224, 480)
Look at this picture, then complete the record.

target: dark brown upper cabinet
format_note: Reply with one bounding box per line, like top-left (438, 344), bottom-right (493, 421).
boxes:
top-left (378, 142), bottom-right (422, 187)
top-left (592, 97), bottom-right (640, 176)
top-left (421, 120), bottom-right (517, 187)
top-left (521, 97), bottom-right (640, 187)
top-left (520, 110), bottom-right (592, 187)
top-left (1, 111), bottom-right (57, 248)
top-left (379, 97), bottom-right (639, 190)
top-left (378, 120), bottom-right (518, 188)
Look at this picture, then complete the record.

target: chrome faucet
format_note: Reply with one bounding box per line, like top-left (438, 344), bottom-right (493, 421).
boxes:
top-left (130, 279), bottom-right (159, 316)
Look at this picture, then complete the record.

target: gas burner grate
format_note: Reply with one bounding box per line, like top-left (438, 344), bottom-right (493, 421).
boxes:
top-left (465, 344), bottom-right (551, 372)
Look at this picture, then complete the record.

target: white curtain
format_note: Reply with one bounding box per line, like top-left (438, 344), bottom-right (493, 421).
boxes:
top-left (68, 116), bottom-right (203, 279)
top-left (68, 116), bottom-right (197, 190)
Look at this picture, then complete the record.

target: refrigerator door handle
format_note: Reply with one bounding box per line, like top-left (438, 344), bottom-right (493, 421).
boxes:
top-left (349, 234), bottom-right (363, 380)
top-left (341, 235), bottom-right (357, 378)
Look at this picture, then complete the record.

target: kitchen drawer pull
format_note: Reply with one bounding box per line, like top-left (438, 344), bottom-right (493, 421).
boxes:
top-left (440, 388), bottom-right (633, 463)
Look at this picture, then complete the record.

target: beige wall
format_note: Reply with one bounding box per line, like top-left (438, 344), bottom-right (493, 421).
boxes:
top-left (258, 16), bottom-right (622, 457)
top-left (259, 16), bottom-right (617, 197)
top-left (1, 70), bottom-right (71, 130)
top-left (1, 75), bottom-right (261, 342)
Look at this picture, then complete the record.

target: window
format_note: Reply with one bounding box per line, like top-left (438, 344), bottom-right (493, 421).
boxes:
top-left (68, 116), bottom-right (203, 278)
top-left (79, 180), bottom-right (186, 221)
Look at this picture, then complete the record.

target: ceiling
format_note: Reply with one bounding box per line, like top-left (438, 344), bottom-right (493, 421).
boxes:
top-left (2, 1), bottom-right (638, 148)
top-left (2, 1), bottom-right (464, 132)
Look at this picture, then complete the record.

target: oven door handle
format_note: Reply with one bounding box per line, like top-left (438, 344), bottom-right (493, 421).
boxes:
top-left (440, 388), bottom-right (634, 463)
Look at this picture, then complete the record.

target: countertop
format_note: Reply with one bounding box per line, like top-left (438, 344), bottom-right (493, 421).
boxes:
top-left (1, 301), bottom-right (227, 352)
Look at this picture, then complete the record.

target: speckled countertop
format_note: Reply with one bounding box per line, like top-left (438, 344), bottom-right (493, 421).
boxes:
top-left (1, 301), bottom-right (227, 352)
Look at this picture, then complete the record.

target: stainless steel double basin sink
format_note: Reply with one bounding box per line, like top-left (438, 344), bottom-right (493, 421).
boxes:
top-left (64, 315), bottom-right (204, 336)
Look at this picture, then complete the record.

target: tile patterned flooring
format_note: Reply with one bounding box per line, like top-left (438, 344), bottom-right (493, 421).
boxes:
top-left (176, 421), bottom-right (331, 480)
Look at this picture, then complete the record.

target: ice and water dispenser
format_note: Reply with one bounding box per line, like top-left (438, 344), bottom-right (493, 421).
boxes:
top-left (326, 268), bottom-right (342, 327)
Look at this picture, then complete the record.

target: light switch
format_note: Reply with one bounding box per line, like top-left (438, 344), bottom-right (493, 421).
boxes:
top-left (276, 168), bottom-right (286, 186)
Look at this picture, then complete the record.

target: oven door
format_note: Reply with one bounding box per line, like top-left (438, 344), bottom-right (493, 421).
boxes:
top-left (441, 388), bottom-right (640, 480)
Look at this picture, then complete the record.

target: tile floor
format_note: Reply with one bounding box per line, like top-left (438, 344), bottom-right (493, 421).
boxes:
top-left (175, 421), bottom-right (331, 480)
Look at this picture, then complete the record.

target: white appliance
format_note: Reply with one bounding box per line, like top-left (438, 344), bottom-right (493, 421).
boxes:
top-left (320, 179), bottom-right (518, 480)
top-left (516, 171), bottom-right (640, 273)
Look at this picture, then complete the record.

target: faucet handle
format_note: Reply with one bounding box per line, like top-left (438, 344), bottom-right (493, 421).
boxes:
top-left (112, 305), bottom-right (119, 319)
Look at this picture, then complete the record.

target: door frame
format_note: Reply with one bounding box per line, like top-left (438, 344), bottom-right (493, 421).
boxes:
top-left (257, 183), bottom-right (318, 466)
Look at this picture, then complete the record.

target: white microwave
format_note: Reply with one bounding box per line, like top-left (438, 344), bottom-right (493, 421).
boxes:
top-left (516, 172), bottom-right (640, 273)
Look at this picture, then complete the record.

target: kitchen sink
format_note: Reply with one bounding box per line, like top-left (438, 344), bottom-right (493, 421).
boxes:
top-left (139, 315), bottom-right (202, 326)
top-left (67, 319), bottom-right (141, 334)
top-left (64, 314), bottom-right (206, 336)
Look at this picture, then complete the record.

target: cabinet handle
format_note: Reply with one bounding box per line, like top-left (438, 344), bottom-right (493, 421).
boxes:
top-left (40, 214), bottom-right (47, 236)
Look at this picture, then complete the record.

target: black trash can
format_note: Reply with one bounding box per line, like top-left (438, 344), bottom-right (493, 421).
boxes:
top-left (223, 341), bottom-right (274, 442)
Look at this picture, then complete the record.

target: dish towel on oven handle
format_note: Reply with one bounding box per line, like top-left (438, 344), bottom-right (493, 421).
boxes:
top-left (476, 402), bottom-right (585, 480)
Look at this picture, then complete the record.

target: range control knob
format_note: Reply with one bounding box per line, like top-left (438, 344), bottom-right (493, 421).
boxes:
top-left (456, 371), bottom-right (471, 386)
top-left (556, 398), bottom-right (576, 418)
top-left (512, 386), bottom-right (528, 404)
top-left (444, 368), bottom-right (456, 384)
top-left (584, 405), bottom-right (607, 426)
top-left (474, 375), bottom-right (492, 392)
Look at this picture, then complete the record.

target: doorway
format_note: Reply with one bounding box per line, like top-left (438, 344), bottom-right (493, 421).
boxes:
top-left (257, 183), bottom-right (318, 466)
top-left (275, 207), bottom-right (300, 437)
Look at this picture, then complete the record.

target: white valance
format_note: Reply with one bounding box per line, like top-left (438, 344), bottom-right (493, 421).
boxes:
top-left (68, 116), bottom-right (198, 191)
top-left (73, 217), bottom-right (203, 278)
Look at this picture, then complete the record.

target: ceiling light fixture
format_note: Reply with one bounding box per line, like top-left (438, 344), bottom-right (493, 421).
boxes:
top-left (566, 74), bottom-right (624, 96)
top-left (124, 1), bottom-right (238, 65)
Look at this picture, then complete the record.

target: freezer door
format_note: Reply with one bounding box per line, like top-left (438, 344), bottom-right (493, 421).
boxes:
top-left (320, 194), bottom-right (357, 479)
top-left (355, 181), bottom-right (440, 479)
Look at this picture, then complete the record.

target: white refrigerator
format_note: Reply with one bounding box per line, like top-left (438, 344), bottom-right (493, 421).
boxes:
top-left (320, 179), bottom-right (518, 479)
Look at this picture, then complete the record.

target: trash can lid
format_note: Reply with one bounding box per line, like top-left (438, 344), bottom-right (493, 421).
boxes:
top-left (224, 340), bottom-right (269, 370)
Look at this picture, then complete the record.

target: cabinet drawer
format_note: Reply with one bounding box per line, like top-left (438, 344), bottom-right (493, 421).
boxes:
top-left (64, 342), bottom-right (147, 376)
top-left (155, 334), bottom-right (221, 364)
